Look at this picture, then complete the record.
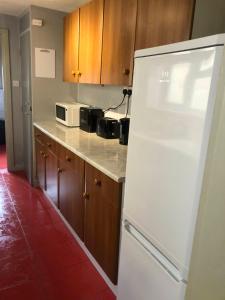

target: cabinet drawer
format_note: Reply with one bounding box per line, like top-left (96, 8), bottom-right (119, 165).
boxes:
top-left (45, 135), bottom-right (58, 156)
top-left (58, 144), bottom-right (80, 170)
top-left (34, 127), bottom-right (46, 146)
top-left (86, 163), bottom-right (122, 209)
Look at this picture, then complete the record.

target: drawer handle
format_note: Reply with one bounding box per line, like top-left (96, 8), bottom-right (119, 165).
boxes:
top-left (83, 192), bottom-right (89, 200)
top-left (65, 156), bottom-right (71, 162)
top-left (36, 134), bottom-right (41, 137)
top-left (44, 154), bottom-right (48, 159)
top-left (94, 179), bottom-right (101, 187)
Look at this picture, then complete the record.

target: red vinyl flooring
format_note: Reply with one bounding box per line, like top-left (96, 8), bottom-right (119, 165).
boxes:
top-left (0, 145), bottom-right (7, 169)
top-left (0, 149), bottom-right (115, 300)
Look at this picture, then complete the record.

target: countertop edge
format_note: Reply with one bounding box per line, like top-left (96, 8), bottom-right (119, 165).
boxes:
top-left (33, 123), bottom-right (125, 183)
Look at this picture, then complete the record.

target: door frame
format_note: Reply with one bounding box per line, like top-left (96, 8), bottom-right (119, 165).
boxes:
top-left (0, 29), bottom-right (14, 170)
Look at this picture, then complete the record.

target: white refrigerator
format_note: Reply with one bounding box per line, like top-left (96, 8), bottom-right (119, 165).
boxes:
top-left (118, 34), bottom-right (225, 300)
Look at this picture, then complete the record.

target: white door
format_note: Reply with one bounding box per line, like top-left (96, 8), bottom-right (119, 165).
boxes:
top-left (123, 46), bottom-right (223, 275)
top-left (118, 222), bottom-right (186, 300)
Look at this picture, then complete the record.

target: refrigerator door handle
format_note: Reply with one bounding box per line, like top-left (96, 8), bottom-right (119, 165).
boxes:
top-left (124, 220), bottom-right (187, 284)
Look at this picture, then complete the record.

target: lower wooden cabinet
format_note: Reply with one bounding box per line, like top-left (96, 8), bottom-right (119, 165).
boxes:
top-left (58, 148), bottom-right (85, 240)
top-left (84, 163), bottom-right (122, 284)
top-left (34, 127), bottom-right (122, 284)
top-left (45, 139), bottom-right (58, 207)
top-left (35, 130), bottom-right (46, 191)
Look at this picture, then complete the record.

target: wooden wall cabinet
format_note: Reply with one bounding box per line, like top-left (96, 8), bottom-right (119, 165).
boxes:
top-left (58, 147), bottom-right (85, 240)
top-left (135, 0), bottom-right (195, 50)
top-left (63, 10), bottom-right (79, 83)
top-left (79, 0), bottom-right (104, 84)
top-left (84, 163), bottom-right (122, 284)
top-left (101, 0), bottom-right (137, 86)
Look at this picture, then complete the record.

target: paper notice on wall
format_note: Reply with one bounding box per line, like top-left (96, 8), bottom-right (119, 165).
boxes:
top-left (35, 48), bottom-right (55, 78)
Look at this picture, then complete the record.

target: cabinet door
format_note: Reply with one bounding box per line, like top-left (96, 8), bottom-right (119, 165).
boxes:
top-left (135, 0), bottom-right (195, 50)
top-left (58, 149), bottom-right (85, 240)
top-left (35, 139), bottom-right (46, 191)
top-left (84, 163), bottom-right (122, 284)
top-left (46, 142), bottom-right (58, 208)
top-left (79, 0), bottom-right (104, 84)
top-left (63, 10), bottom-right (79, 83)
top-left (101, 0), bottom-right (137, 86)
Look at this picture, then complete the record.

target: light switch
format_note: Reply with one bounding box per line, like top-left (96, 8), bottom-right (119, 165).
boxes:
top-left (12, 80), bottom-right (20, 87)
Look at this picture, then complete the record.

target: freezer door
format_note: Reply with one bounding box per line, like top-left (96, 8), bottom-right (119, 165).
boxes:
top-left (118, 222), bottom-right (187, 300)
top-left (124, 46), bottom-right (223, 273)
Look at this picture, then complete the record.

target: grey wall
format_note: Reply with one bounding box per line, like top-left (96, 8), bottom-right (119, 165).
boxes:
top-left (192, 0), bottom-right (225, 39)
top-left (0, 45), bottom-right (4, 120)
top-left (0, 14), bottom-right (23, 168)
top-left (77, 84), bottom-right (131, 115)
top-left (30, 6), bottom-right (76, 122)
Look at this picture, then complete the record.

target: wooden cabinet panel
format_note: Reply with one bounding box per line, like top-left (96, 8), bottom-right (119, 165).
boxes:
top-left (58, 149), bottom-right (85, 240)
top-left (35, 138), bottom-right (46, 191)
top-left (79, 0), bottom-right (104, 84)
top-left (63, 10), bottom-right (79, 83)
top-left (84, 163), bottom-right (122, 284)
top-left (101, 0), bottom-right (137, 86)
top-left (46, 149), bottom-right (58, 208)
top-left (135, 0), bottom-right (195, 50)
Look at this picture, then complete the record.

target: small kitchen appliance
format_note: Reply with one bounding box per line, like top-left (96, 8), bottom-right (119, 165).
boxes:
top-left (96, 117), bottom-right (119, 139)
top-left (119, 117), bottom-right (130, 145)
top-left (56, 102), bottom-right (86, 127)
top-left (80, 107), bottom-right (104, 133)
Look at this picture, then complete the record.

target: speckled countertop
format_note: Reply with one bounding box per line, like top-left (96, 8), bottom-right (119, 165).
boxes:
top-left (33, 121), bottom-right (127, 183)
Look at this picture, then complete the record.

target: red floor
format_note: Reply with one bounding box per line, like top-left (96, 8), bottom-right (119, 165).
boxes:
top-left (0, 167), bottom-right (116, 300)
top-left (0, 145), bottom-right (7, 169)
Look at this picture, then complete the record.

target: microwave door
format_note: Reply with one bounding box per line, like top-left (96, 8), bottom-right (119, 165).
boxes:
top-left (56, 105), bottom-right (66, 121)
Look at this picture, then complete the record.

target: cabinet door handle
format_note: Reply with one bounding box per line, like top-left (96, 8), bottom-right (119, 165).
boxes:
top-left (65, 156), bottom-right (71, 162)
top-left (123, 68), bottom-right (130, 76)
top-left (58, 168), bottom-right (63, 174)
top-left (72, 70), bottom-right (76, 77)
top-left (94, 179), bottom-right (101, 187)
top-left (83, 192), bottom-right (89, 200)
top-left (40, 150), bottom-right (44, 155)
top-left (44, 154), bottom-right (48, 159)
top-left (47, 143), bottom-right (52, 148)
top-left (36, 134), bottom-right (40, 137)
top-left (77, 71), bottom-right (82, 77)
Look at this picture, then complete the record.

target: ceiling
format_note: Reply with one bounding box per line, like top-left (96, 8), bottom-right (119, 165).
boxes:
top-left (0, 0), bottom-right (89, 16)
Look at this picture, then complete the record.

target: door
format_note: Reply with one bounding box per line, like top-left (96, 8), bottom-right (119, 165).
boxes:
top-left (124, 46), bottom-right (223, 274)
top-left (118, 222), bottom-right (186, 300)
top-left (63, 10), bottom-right (79, 83)
top-left (101, 0), bottom-right (137, 85)
top-left (79, 0), bottom-right (104, 84)
top-left (20, 31), bottom-right (33, 183)
top-left (84, 163), bottom-right (122, 284)
top-left (135, 0), bottom-right (195, 50)
top-left (58, 150), bottom-right (84, 240)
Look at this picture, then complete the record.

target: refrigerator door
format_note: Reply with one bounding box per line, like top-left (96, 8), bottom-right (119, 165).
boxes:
top-left (118, 221), bottom-right (187, 300)
top-left (124, 46), bottom-right (223, 274)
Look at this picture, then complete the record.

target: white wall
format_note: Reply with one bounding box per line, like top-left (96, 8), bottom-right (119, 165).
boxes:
top-left (30, 6), bottom-right (76, 122)
top-left (192, 0), bottom-right (225, 39)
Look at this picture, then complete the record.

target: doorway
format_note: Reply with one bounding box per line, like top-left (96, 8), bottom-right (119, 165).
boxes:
top-left (0, 29), bottom-right (14, 170)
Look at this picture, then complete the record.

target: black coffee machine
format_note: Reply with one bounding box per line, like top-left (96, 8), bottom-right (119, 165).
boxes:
top-left (119, 118), bottom-right (130, 145)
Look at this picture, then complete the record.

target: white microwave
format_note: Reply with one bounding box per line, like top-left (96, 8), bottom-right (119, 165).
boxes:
top-left (56, 102), bottom-right (87, 127)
